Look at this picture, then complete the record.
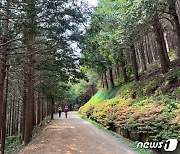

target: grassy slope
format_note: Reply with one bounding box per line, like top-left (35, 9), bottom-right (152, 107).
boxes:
top-left (85, 85), bottom-right (121, 106)
top-left (84, 67), bottom-right (180, 106)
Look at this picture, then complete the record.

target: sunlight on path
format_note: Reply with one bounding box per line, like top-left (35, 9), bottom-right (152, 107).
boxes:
top-left (19, 112), bottom-right (138, 154)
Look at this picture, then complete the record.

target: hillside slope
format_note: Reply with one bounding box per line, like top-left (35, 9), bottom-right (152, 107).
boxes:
top-left (79, 68), bottom-right (180, 145)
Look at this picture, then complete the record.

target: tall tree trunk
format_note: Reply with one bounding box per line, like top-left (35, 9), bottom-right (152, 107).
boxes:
top-left (139, 39), bottom-right (147, 71)
top-left (153, 17), bottom-right (170, 73)
top-left (174, 16), bottom-right (180, 58)
top-left (119, 51), bottom-right (128, 83)
top-left (42, 97), bottom-right (44, 120)
top-left (37, 92), bottom-right (41, 125)
top-left (116, 66), bottom-right (121, 78)
top-left (162, 34), bottom-right (171, 64)
top-left (16, 100), bottom-right (20, 133)
top-left (8, 101), bottom-right (12, 136)
top-left (149, 33), bottom-right (156, 62)
top-left (104, 72), bottom-right (109, 90)
top-left (109, 68), bottom-right (115, 88)
top-left (24, 0), bottom-right (36, 145)
top-left (143, 35), bottom-right (150, 65)
top-left (170, 1), bottom-right (180, 58)
top-left (130, 44), bottom-right (139, 81)
top-left (101, 75), bottom-right (105, 89)
top-left (145, 35), bottom-right (153, 64)
top-left (91, 84), bottom-right (95, 95)
top-left (0, 0), bottom-right (10, 134)
top-left (11, 95), bottom-right (15, 135)
top-left (24, 56), bottom-right (34, 145)
top-left (1, 66), bottom-right (9, 154)
top-left (50, 96), bottom-right (55, 120)
top-left (21, 68), bottom-right (27, 142)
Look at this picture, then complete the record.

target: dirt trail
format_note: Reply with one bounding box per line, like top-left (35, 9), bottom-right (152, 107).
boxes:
top-left (19, 112), bottom-right (139, 154)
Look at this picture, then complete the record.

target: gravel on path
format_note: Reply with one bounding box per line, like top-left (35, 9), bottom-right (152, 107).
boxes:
top-left (19, 111), bottom-right (139, 154)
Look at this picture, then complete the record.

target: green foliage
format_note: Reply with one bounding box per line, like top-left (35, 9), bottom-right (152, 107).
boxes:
top-left (85, 91), bottom-right (106, 105)
top-left (168, 50), bottom-right (175, 57)
top-left (78, 0), bottom-right (180, 146)
top-left (80, 91), bottom-right (180, 142)
top-left (5, 134), bottom-right (22, 154)
top-left (38, 116), bottom-right (52, 127)
top-left (114, 77), bottom-right (124, 86)
top-left (85, 86), bottom-right (121, 106)
top-left (173, 87), bottom-right (180, 100)
top-left (116, 81), bottom-right (145, 98)
top-left (115, 68), bottom-right (180, 98)
top-left (79, 104), bottom-right (95, 118)
top-left (166, 69), bottom-right (180, 83)
top-left (144, 76), bottom-right (164, 94)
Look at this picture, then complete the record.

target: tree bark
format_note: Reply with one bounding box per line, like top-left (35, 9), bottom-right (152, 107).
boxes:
top-left (91, 84), bottom-right (95, 95)
top-left (104, 72), bottom-right (109, 90)
top-left (24, 56), bottom-right (34, 145)
top-left (118, 51), bottom-right (128, 83)
top-left (145, 35), bottom-right (154, 64)
top-left (169, 1), bottom-right (180, 58)
top-left (153, 17), bottom-right (170, 73)
top-left (109, 68), bottom-right (115, 88)
top-left (24, 0), bottom-right (36, 145)
top-left (0, 0), bottom-right (10, 134)
top-left (116, 66), bottom-right (121, 78)
top-left (21, 68), bottom-right (27, 142)
top-left (42, 97), bottom-right (44, 120)
top-left (1, 66), bottom-right (9, 154)
top-left (50, 96), bottom-right (55, 120)
top-left (11, 95), bottom-right (15, 135)
top-left (139, 38), bottom-right (147, 71)
top-left (130, 44), bottom-right (139, 81)
top-left (37, 92), bottom-right (41, 125)
top-left (173, 14), bottom-right (180, 58)
top-left (101, 75), bottom-right (105, 89)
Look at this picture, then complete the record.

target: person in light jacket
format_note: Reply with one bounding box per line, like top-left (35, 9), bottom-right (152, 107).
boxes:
top-left (58, 105), bottom-right (62, 118)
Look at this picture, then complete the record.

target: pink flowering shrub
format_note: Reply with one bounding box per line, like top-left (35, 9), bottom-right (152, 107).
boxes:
top-left (79, 95), bottom-right (180, 141)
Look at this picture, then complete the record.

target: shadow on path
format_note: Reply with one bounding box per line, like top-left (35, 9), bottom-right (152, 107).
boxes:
top-left (19, 112), bottom-right (139, 154)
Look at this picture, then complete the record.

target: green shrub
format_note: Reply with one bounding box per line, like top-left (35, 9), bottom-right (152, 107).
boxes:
top-left (79, 104), bottom-right (95, 118)
top-left (5, 134), bottom-right (22, 153)
top-left (114, 77), bottom-right (124, 86)
top-left (91, 101), bottom-right (109, 125)
top-left (85, 87), bottom-right (121, 106)
top-left (80, 94), bottom-right (180, 142)
top-left (173, 87), bottom-right (180, 100)
top-left (168, 50), bottom-right (174, 57)
top-left (114, 100), bottom-right (132, 128)
top-left (116, 81), bottom-right (145, 99)
top-left (144, 76), bottom-right (164, 94)
top-left (166, 69), bottom-right (180, 83)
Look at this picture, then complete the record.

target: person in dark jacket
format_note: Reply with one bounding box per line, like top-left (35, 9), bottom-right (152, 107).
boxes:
top-left (64, 105), bottom-right (69, 118)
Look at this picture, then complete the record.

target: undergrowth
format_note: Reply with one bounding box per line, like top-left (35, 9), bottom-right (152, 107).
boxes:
top-left (5, 134), bottom-right (22, 154)
top-left (5, 116), bottom-right (52, 154)
top-left (79, 68), bottom-right (180, 147)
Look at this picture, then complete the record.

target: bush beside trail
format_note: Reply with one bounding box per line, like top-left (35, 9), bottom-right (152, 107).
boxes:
top-left (79, 95), bottom-right (180, 142)
top-left (79, 69), bottom-right (180, 142)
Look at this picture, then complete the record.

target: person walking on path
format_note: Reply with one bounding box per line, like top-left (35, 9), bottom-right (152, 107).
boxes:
top-left (58, 105), bottom-right (62, 118)
top-left (64, 105), bottom-right (69, 118)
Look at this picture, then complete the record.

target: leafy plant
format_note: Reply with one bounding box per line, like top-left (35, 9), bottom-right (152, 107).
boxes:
top-left (5, 134), bottom-right (22, 154)
top-left (80, 93), bottom-right (180, 142)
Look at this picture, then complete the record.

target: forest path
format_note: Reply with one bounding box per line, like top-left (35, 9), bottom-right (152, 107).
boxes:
top-left (19, 111), bottom-right (139, 154)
